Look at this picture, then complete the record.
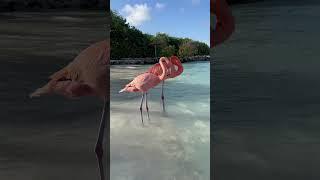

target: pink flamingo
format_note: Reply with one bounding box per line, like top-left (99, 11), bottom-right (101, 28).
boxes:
top-left (211, 0), bottom-right (235, 47)
top-left (119, 58), bottom-right (168, 123)
top-left (29, 40), bottom-right (109, 180)
top-left (147, 56), bottom-right (184, 111)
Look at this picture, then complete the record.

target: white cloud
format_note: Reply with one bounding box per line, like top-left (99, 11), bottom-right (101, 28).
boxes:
top-left (121, 4), bottom-right (151, 26)
top-left (192, 0), bottom-right (200, 5)
top-left (155, 2), bottom-right (166, 9)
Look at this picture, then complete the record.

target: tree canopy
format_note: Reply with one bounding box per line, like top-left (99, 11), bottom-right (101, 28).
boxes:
top-left (111, 11), bottom-right (209, 59)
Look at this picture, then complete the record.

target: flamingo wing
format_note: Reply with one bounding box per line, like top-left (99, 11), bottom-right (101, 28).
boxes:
top-left (29, 79), bottom-right (95, 98)
top-left (133, 73), bottom-right (161, 92)
top-left (146, 63), bottom-right (163, 77)
top-left (120, 72), bottom-right (161, 93)
top-left (30, 40), bottom-right (109, 99)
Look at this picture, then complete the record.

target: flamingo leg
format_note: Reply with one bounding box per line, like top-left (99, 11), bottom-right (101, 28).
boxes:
top-left (145, 92), bottom-right (150, 121)
top-left (161, 81), bottom-right (166, 112)
top-left (95, 96), bottom-right (107, 180)
top-left (140, 93), bottom-right (145, 124)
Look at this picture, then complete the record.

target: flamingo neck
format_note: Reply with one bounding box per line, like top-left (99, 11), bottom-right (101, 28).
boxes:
top-left (159, 60), bottom-right (167, 80)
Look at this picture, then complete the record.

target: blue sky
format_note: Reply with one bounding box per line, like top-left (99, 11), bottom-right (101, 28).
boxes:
top-left (111, 0), bottom-right (210, 45)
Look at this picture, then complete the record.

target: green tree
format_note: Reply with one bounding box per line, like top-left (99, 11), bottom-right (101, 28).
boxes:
top-left (160, 45), bottom-right (176, 57)
top-left (152, 33), bottom-right (169, 48)
top-left (110, 10), bottom-right (208, 59)
top-left (111, 11), bottom-right (130, 59)
top-left (150, 33), bottom-right (170, 57)
top-left (178, 41), bottom-right (198, 58)
top-left (193, 41), bottom-right (210, 55)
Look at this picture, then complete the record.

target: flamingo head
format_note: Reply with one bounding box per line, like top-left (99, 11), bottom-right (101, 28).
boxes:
top-left (160, 57), bottom-right (167, 63)
top-left (164, 57), bottom-right (173, 77)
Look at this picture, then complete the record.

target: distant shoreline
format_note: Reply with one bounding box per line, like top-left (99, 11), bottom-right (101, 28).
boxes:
top-left (110, 55), bottom-right (210, 65)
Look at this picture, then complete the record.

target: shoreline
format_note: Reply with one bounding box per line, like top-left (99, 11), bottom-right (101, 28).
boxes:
top-left (110, 55), bottom-right (210, 65)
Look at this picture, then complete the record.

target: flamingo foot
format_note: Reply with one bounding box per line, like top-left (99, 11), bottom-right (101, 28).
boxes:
top-left (139, 93), bottom-right (145, 125)
top-left (146, 107), bottom-right (150, 121)
top-left (95, 143), bottom-right (105, 180)
top-left (140, 107), bottom-right (144, 125)
top-left (161, 81), bottom-right (166, 112)
top-left (145, 93), bottom-right (151, 121)
top-left (95, 98), bottom-right (107, 180)
top-left (161, 95), bottom-right (166, 113)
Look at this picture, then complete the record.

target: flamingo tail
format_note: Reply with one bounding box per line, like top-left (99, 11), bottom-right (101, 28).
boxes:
top-left (29, 84), bottom-right (51, 98)
top-left (119, 88), bottom-right (126, 93)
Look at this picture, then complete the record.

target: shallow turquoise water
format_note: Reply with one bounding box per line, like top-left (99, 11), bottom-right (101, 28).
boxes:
top-left (110, 62), bottom-right (210, 180)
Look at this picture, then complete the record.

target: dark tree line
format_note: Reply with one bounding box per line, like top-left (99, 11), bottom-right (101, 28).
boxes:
top-left (111, 10), bottom-right (209, 59)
